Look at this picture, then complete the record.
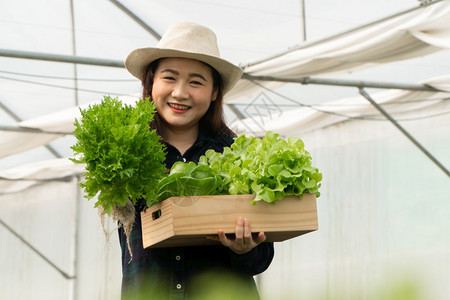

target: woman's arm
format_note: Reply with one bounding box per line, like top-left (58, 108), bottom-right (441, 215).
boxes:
top-left (228, 241), bottom-right (274, 276)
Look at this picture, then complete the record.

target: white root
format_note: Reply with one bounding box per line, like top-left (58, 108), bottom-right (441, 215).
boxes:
top-left (99, 200), bottom-right (136, 260)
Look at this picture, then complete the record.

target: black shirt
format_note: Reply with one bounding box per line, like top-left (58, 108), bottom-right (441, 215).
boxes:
top-left (119, 129), bottom-right (274, 299)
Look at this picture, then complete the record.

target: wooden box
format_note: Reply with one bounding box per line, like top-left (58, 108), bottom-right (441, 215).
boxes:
top-left (141, 193), bottom-right (318, 248)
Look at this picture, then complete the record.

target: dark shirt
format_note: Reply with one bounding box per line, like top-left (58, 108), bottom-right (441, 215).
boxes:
top-left (118, 129), bottom-right (274, 299)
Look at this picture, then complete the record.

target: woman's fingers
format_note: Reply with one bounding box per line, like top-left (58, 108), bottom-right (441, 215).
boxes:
top-left (234, 217), bottom-right (245, 244)
top-left (242, 218), bottom-right (253, 244)
top-left (217, 229), bottom-right (230, 246)
top-left (255, 231), bottom-right (267, 244)
top-left (213, 217), bottom-right (267, 255)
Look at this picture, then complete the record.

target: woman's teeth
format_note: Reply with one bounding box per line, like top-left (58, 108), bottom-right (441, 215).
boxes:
top-left (169, 103), bottom-right (190, 110)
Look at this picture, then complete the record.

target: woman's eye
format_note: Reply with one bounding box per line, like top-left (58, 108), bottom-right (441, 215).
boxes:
top-left (191, 81), bottom-right (202, 85)
top-left (164, 76), bottom-right (175, 80)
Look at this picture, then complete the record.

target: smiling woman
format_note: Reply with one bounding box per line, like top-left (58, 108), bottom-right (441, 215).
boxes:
top-left (119, 22), bottom-right (274, 300)
top-left (151, 57), bottom-right (218, 154)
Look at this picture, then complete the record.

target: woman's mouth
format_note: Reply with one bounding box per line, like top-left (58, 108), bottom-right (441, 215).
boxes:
top-left (168, 103), bottom-right (191, 111)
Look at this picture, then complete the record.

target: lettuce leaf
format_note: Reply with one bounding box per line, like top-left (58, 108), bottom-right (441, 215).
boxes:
top-left (71, 96), bottom-right (166, 214)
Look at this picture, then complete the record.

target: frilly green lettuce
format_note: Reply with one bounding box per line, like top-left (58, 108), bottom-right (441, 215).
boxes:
top-left (155, 131), bottom-right (322, 205)
top-left (71, 96), bottom-right (167, 214)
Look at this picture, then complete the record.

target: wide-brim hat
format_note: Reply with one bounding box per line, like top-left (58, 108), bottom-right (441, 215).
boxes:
top-left (125, 22), bottom-right (243, 95)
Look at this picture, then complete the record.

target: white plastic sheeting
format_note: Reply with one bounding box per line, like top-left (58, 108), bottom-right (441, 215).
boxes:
top-left (0, 158), bottom-right (85, 194)
top-left (233, 75), bottom-right (450, 137)
top-left (227, 0), bottom-right (450, 102)
top-left (0, 179), bottom-right (122, 299)
top-left (258, 122), bottom-right (450, 299)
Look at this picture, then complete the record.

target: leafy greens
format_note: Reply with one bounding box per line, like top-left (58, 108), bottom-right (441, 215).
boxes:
top-left (155, 131), bottom-right (322, 205)
top-left (71, 96), bottom-right (167, 214)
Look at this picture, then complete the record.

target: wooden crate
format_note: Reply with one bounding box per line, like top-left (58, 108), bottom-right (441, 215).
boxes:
top-left (141, 193), bottom-right (318, 248)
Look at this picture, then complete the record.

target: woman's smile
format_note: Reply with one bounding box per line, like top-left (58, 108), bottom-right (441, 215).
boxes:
top-left (168, 102), bottom-right (192, 112)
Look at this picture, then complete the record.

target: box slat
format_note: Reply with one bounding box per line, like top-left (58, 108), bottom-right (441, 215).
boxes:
top-left (141, 194), bottom-right (318, 248)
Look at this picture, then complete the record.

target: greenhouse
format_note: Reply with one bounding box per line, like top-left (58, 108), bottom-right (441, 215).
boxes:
top-left (1, 0), bottom-right (449, 299)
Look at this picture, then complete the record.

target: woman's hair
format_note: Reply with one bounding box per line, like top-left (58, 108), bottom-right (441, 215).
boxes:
top-left (142, 58), bottom-right (236, 138)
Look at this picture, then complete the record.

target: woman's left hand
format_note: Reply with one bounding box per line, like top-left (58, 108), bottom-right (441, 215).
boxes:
top-left (213, 216), bottom-right (266, 255)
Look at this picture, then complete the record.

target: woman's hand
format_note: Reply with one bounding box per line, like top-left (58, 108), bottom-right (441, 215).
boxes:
top-left (213, 216), bottom-right (266, 255)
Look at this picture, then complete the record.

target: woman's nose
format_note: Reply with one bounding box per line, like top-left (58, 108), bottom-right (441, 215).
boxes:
top-left (171, 82), bottom-right (189, 99)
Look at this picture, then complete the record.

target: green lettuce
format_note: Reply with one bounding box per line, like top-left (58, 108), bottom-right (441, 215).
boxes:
top-left (153, 162), bottom-right (221, 206)
top-left (71, 96), bottom-right (167, 214)
top-left (155, 131), bottom-right (322, 204)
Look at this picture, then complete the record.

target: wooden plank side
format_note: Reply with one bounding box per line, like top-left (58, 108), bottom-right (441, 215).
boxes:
top-left (141, 199), bottom-right (175, 249)
top-left (171, 194), bottom-right (317, 234)
top-left (141, 194), bottom-right (318, 248)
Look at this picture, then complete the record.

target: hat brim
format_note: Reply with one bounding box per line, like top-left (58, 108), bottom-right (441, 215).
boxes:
top-left (125, 48), bottom-right (243, 94)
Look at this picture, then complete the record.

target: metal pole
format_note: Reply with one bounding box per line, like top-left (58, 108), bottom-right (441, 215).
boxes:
top-left (300, 0), bottom-right (306, 42)
top-left (359, 87), bottom-right (449, 178)
top-left (109, 0), bottom-right (161, 40)
top-left (70, 0), bottom-right (79, 107)
top-left (0, 218), bottom-right (75, 279)
top-left (226, 103), bottom-right (246, 120)
top-left (0, 125), bottom-right (70, 135)
top-left (71, 176), bottom-right (82, 300)
top-left (0, 49), bottom-right (124, 68)
top-left (0, 101), bottom-right (63, 158)
top-left (243, 74), bottom-right (441, 92)
top-left (0, 49), bottom-right (442, 93)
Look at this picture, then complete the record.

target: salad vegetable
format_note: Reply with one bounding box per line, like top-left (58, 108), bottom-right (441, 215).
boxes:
top-left (71, 96), bottom-right (166, 256)
top-left (71, 96), bottom-right (166, 211)
top-left (155, 131), bottom-right (322, 205)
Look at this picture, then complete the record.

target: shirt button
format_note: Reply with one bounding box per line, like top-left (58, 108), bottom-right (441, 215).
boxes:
top-left (176, 284), bottom-right (182, 289)
top-left (182, 157), bottom-right (186, 162)
top-left (175, 255), bottom-right (181, 261)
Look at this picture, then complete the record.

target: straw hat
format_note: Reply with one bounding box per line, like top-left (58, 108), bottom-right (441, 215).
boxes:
top-left (125, 22), bottom-right (243, 94)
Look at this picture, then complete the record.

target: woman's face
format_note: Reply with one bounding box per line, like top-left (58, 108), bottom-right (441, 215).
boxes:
top-left (151, 57), bottom-right (218, 133)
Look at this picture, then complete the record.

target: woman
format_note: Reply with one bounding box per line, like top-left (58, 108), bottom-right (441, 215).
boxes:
top-left (119, 22), bottom-right (274, 299)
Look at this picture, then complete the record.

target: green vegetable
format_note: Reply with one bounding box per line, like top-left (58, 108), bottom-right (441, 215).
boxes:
top-left (155, 131), bottom-right (322, 204)
top-left (153, 162), bottom-right (221, 206)
top-left (71, 96), bottom-right (167, 214)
